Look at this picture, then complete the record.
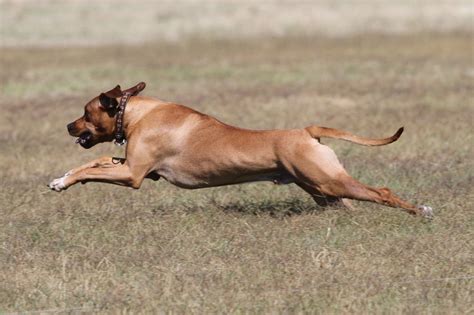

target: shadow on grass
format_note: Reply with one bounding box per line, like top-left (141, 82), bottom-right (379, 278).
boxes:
top-left (212, 198), bottom-right (331, 218)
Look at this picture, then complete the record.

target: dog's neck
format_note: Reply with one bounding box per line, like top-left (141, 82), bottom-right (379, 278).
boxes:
top-left (120, 96), bottom-right (159, 139)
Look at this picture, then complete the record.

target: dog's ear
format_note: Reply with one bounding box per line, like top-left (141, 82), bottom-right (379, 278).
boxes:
top-left (123, 82), bottom-right (146, 96)
top-left (104, 84), bottom-right (123, 98)
top-left (99, 93), bottom-right (119, 110)
top-left (99, 85), bottom-right (122, 110)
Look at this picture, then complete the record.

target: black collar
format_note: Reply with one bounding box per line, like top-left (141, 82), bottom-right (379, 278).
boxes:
top-left (114, 91), bottom-right (133, 146)
top-left (112, 82), bottom-right (146, 146)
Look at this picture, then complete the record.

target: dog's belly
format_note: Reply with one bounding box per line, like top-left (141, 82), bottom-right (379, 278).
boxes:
top-left (155, 161), bottom-right (292, 189)
top-left (157, 170), bottom-right (293, 189)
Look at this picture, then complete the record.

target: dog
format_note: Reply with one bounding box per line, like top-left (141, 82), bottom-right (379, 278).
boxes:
top-left (49, 82), bottom-right (433, 218)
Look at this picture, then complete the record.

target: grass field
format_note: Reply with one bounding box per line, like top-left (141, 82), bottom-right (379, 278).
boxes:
top-left (1, 33), bottom-right (473, 313)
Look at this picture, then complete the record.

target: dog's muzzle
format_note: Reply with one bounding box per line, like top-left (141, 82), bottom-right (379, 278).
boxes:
top-left (67, 122), bottom-right (76, 134)
top-left (75, 131), bottom-right (93, 148)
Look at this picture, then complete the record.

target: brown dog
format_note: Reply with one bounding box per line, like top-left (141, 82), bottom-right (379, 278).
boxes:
top-left (49, 82), bottom-right (433, 217)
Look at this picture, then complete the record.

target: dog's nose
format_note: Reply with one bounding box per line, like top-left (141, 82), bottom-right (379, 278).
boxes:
top-left (67, 123), bottom-right (75, 133)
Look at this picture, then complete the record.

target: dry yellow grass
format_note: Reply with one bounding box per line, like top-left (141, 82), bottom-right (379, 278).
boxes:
top-left (0, 33), bottom-right (473, 313)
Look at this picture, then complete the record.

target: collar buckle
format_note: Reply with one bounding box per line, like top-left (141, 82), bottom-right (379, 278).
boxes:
top-left (114, 138), bottom-right (127, 146)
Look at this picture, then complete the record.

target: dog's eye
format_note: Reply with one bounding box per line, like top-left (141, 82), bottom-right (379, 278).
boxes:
top-left (84, 112), bottom-right (90, 122)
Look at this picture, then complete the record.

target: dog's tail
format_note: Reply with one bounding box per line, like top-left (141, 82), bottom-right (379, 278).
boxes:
top-left (305, 126), bottom-right (404, 146)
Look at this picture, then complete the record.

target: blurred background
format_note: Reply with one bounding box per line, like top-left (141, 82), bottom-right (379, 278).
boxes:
top-left (1, 0), bottom-right (472, 46)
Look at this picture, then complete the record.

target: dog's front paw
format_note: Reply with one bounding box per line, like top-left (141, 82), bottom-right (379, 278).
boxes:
top-left (48, 176), bottom-right (68, 192)
top-left (418, 205), bottom-right (434, 219)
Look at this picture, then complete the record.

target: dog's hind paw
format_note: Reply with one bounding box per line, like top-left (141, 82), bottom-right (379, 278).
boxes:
top-left (418, 205), bottom-right (434, 219)
top-left (48, 176), bottom-right (67, 192)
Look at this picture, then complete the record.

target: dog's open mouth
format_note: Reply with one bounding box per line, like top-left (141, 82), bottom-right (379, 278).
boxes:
top-left (75, 131), bottom-right (93, 148)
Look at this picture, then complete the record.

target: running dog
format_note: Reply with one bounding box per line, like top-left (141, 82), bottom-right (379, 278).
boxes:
top-left (49, 82), bottom-right (433, 217)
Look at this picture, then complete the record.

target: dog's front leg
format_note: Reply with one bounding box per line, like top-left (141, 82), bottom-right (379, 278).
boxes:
top-left (65, 156), bottom-right (126, 177)
top-left (48, 156), bottom-right (146, 191)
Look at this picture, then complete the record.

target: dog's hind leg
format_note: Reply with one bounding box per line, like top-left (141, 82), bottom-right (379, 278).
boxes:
top-left (317, 176), bottom-right (432, 217)
top-left (281, 141), bottom-right (431, 217)
top-left (296, 182), bottom-right (353, 210)
top-left (296, 183), bottom-right (346, 208)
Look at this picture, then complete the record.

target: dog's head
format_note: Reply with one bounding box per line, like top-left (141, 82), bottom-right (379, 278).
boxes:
top-left (67, 82), bottom-right (146, 149)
